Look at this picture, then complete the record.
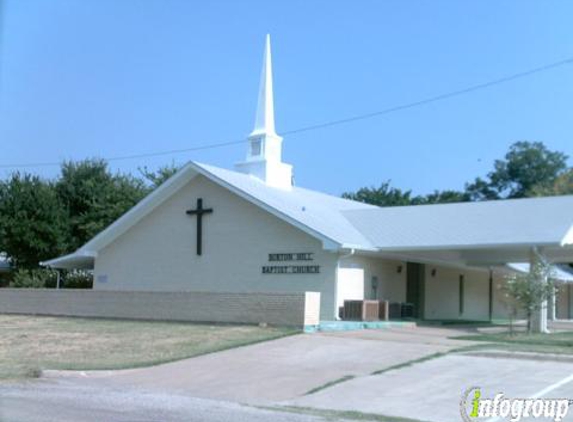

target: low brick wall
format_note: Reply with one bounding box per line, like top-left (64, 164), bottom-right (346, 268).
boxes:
top-left (0, 289), bottom-right (321, 327)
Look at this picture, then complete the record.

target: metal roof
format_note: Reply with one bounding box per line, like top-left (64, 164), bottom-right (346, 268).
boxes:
top-left (196, 162), bottom-right (377, 250)
top-left (343, 196), bottom-right (573, 250)
top-left (42, 162), bottom-right (573, 269)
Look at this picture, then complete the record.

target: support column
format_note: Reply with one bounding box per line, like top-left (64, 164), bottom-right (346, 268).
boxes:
top-left (488, 268), bottom-right (493, 322)
top-left (530, 247), bottom-right (549, 334)
top-left (549, 287), bottom-right (557, 321)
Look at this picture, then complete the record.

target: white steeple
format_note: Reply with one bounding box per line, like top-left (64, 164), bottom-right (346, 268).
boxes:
top-left (252, 34), bottom-right (276, 137)
top-left (235, 35), bottom-right (293, 190)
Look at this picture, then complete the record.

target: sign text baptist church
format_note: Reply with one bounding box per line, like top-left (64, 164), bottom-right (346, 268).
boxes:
top-left (262, 253), bottom-right (320, 274)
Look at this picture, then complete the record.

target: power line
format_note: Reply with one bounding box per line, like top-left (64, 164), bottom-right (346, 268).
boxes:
top-left (2, 55), bottom-right (572, 170)
top-left (282, 56), bottom-right (573, 136)
top-left (0, 139), bottom-right (247, 169)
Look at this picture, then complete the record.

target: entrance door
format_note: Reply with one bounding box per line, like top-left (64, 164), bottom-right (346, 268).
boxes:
top-left (406, 262), bottom-right (425, 319)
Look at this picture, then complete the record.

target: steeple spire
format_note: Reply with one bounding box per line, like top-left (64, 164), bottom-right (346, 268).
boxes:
top-left (252, 34), bottom-right (276, 136)
top-left (235, 35), bottom-right (293, 190)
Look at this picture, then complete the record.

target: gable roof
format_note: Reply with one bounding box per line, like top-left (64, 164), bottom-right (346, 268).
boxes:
top-left (41, 161), bottom-right (573, 269)
top-left (194, 163), bottom-right (377, 250)
top-left (42, 161), bottom-right (376, 268)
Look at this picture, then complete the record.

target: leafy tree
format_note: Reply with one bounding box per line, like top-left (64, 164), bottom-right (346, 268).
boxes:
top-left (530, 169), bottom-right (573, 197)
top-left (464, 177), bottom-right (500, 201)
top-left (10, 268), bottom-right (58, 288)
top-left (56, 159), bottom-right (147, 251)
top-left (139, 164), bottom-right (180, 189)
top-left (422, 190), bottom-right (470, 205)
top-left (343, 182), bottom-right (470, 207)
top-left (0, 173), bottom-right (69, 268)
top-left (466, 141), bottom-right (569, 200)
top-left (501, 261), bottom-right (556, 334)
top-left (342, 181), bottom-right (421, 207)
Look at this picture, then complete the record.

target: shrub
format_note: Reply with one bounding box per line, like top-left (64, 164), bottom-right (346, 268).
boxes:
top-left (10, 269), bottom-right (58, 288)
top-left (63, 270), bottom-right (93, 289)
top-left (8, 268), bottom-right (93, 289)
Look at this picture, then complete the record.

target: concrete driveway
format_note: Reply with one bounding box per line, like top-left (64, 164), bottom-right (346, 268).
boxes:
top-left (10, 324), bottom-right (572, 422)
top-left (42, 325), bottom-right (475, 404)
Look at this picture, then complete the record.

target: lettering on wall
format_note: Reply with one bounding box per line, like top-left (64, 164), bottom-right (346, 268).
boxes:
top-left (262, 252), bottom-right (320, 275)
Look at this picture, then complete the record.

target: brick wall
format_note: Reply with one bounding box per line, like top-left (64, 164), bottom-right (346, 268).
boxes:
top-left (0, 289), bottom-right (321, 328)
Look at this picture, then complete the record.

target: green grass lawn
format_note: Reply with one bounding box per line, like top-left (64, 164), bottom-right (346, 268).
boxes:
top-left (0, 315), bottom-right (297, 380)
top-left (451, 330), bottom-right (573, 355)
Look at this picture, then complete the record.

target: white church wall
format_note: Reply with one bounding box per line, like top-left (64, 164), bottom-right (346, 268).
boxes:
top-left (424, 265), bottom-right (490, 321)
top-left (489, 269), bottom-right (529, 321)
top-left (336, 255), bottom-right (407, 315)
top-left (335, 268), bottom-right (365, 311)
top-left (94, 175), bottom-right (338, 320)
top-left (335, 257), bottom-right (518, 322)
top-left (556, 284), bottom-right (571, 319)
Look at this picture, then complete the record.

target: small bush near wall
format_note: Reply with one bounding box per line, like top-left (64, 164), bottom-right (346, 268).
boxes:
top-left (8, 269), bottom-right (93, 289)
top-left (63, 270), bottom-right (93, 289)
top-left (10, 269), bottom-right (58, 288)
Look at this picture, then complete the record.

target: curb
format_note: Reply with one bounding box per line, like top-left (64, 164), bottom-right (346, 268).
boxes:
top-left (460, 350), bottom-right (573, 364)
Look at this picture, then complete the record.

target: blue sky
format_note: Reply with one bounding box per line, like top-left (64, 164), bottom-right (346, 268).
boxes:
top-left (0, 0), bottom-right (572, 196)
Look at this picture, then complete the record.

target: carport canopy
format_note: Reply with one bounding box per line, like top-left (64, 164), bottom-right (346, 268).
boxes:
top-left (342, 195), bottom-right (573, 267)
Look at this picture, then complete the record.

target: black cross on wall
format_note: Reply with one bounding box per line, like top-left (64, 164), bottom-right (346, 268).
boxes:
top-left (186, 198), bottom-right (213, 255)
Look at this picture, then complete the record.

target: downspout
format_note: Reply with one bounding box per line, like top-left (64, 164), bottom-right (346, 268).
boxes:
top-left (335, 248), bottom-right (355, 320)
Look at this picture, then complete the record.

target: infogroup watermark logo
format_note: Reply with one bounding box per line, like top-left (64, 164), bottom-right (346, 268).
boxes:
top-left (460, 387), bottom-right (570, 422)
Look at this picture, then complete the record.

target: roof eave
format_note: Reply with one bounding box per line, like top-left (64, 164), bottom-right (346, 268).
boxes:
top-left (79, 162), bottom-right (200, 253)
top-left (372, 241), bottom-right (563, 253)
top-left (41, 251), bottom-right (96, 270)
top-left (561, 224), bottom-right (573, 247)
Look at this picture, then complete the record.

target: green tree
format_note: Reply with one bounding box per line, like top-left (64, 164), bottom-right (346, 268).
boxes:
top-left (0, 173), bottom-right (69, 268)
top-left (342, 181), bottom-right (421, 207)
top-left (530, 169), bottom-right (573, 197)
top-left (422, 189), bottom-right (470, 205)
top-left (139, 164), bottom-right (180, 190)
top-left (466, 141), bottom-right (569, 200)
top-left (342, 182), bottom-right (470, 207)
top-left (501, 261), bottom-right (556, 334)
top-left (56, 159), bottom-right (147, 251)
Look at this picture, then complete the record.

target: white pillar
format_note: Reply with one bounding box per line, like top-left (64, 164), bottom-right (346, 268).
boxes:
top-left (549, 287), bottom-right (557, 321)
top-left (530, 247), bottom-right (549, 334)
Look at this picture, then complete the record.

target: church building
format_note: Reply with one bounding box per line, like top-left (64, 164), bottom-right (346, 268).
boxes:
top-left (44, 36), bottom-right (573, 330)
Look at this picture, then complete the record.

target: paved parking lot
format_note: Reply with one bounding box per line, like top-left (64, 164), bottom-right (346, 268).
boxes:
top-left (289, 353), bottom-right (573, 422)
top-left (0, 381), bottom-right (326, 422)
top-left (3, 325), bottom-right (573, 422)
